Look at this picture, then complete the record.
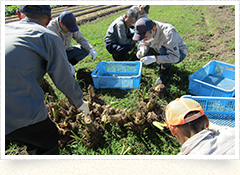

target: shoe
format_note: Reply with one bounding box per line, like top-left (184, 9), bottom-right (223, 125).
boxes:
top-left (112, 53), bottom-right (124, 61)
top-left (155, 74), bottom-right (169, 85)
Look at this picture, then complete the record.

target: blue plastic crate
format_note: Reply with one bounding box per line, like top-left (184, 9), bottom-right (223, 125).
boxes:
top-left (188, 60), bottom-right (235, 97)
top-left (182, 95), bottom-right (235, 127)
top-left (91, 61), bottom-right (142, 89)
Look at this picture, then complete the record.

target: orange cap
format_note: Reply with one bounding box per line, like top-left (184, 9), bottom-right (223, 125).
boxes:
top-left (165, 97), bottom-right (204, 127)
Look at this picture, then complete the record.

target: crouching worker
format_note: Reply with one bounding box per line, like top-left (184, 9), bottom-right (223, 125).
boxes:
top-left (164, 97), bottom-right (235, 155)
top-left (133, 17), bottom-right (188, 85)
top-left (104, 8), bottom-right (138, 61)
top-left (5, 5), bottom-right (89, 155)
top-left (47, 11), bottom-right (97, 66)
top-left (130, 5), bottom-right (150, 19)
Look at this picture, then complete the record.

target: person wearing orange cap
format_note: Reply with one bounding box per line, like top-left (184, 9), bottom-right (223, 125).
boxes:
top-left (163, 97), bottom-right (235, 155)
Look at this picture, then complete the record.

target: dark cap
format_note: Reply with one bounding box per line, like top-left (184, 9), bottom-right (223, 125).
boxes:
top-left (19, 5), bottom-right (51, 17)
top-left (59, 11), bottom-right (78, 32)
top-left (133, 17), bottom-right (154, 41)
top-left (141, 5), bottom-right (150, 14)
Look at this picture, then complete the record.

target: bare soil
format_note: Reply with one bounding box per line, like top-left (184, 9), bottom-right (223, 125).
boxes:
top-left (188, 5), bottom-right (235, 63)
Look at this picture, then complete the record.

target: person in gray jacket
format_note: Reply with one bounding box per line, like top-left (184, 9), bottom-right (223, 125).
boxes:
top-left (161, 97), bottom-right (235, 155)
top-left (104, 8), bottom-right (138, 61)
top-left (47, 11), bottom-right (97, 66)
top-left (5, 5), bottom-right (89, 155)
top-left (130, 5), bottom-right (150, 19)
top-left (133, 17), bottom-right (188, 85)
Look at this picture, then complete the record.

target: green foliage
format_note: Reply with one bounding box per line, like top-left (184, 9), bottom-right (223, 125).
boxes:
top-left (5, 5), bottom-right (65, 16)
top-left (5, 5), bottom-right (19, 16)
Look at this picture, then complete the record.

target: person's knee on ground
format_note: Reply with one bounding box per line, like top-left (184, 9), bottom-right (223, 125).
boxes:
top-left (5, 117), bottom-right (60, 155)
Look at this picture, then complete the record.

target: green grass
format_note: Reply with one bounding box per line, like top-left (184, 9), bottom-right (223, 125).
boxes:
top-left (55, 5), bottom-right (220, 155)
top-left (60, 124), bottom-right (181, 155)
top-left (6, 5), bottom-right (235, 155)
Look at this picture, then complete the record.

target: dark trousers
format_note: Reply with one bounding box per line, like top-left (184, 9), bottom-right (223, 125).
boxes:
top-left (67, 45), bottom-right (89, 65)
top-left (6, 117), bottom-right (60, 155)
top-left (146, 47), bottom-right (186, 75)
top-left (105, 42), bottom-right (133, 61)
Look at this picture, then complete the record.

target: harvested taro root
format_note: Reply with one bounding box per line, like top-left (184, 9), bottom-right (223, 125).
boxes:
top-left (46, 98), bottom-right (83, 148)
top-left (44, 81), bottom-right (167, 149)
top-left (149, 83), bottom-right (165, 99)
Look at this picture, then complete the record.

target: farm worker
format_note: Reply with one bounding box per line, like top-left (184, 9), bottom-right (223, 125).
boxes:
top-left (130, 5), bottom-right (150, 19)
top-left (47, 11), bottom-right (97, 67)
top-left (5, 5), bottom-right (89, 155)
top-left (104, 8), bottom-right (139, 61)
top-left (129, 5), bottom-right (150, 34)
top-left (133, 17), bottom-right (188, 85)
top-left (162, 97), bottom-right (235, 155)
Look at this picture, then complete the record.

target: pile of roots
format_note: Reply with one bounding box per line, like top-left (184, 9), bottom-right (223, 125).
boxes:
top-left (42, 75), bottom-right (167, 149)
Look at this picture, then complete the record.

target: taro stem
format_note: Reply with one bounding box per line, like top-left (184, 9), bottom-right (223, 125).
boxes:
top-left (84, 115), bottom-right (97, 133)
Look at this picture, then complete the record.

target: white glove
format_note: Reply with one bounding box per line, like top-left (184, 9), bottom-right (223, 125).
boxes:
top-left (90, 48), bottom-right (97, 60)
top-left (136, 47), bottom-right (146, 59)
top-left (79, 100), bottom-right (89, 118)
top-left (69, 64), bottom-right (76, 76)
top-left (140, 56), bottom-right (156, 65)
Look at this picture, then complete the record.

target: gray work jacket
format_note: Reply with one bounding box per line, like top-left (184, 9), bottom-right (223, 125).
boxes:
top-left (104, 15), bottom-right (137, 45)
top-left (47, 17), bottom-right (92, 52)
top-left (5, 18), bottom-right (83, 135)
top-left (139, 21), bottom-right (189, 64)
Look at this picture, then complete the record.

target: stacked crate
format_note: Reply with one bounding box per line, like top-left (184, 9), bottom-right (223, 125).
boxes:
top-left (184, 60), bottom-right (235, 127)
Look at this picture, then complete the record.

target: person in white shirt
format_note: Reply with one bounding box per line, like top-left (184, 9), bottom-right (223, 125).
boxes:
top-left (160, 97), bottom-right (235, 155)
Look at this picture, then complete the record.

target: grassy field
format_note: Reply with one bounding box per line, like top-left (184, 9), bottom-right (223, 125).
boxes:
top-left (6, 5), bottom-right (235, 155)
top-left (52, 5), bottom-right (235, 107)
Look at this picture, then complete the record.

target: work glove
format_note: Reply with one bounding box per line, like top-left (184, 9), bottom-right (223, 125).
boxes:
top-left (69, 63), bottom-right (76, 76)
top-left (90, 48), bottom-right (97, 60)
top-left (79, 100), bottom-right (89, 118)
top-left (136, 47), bottom-right (146, 59)
top-left (140, 55), bottom-right (156, 65)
